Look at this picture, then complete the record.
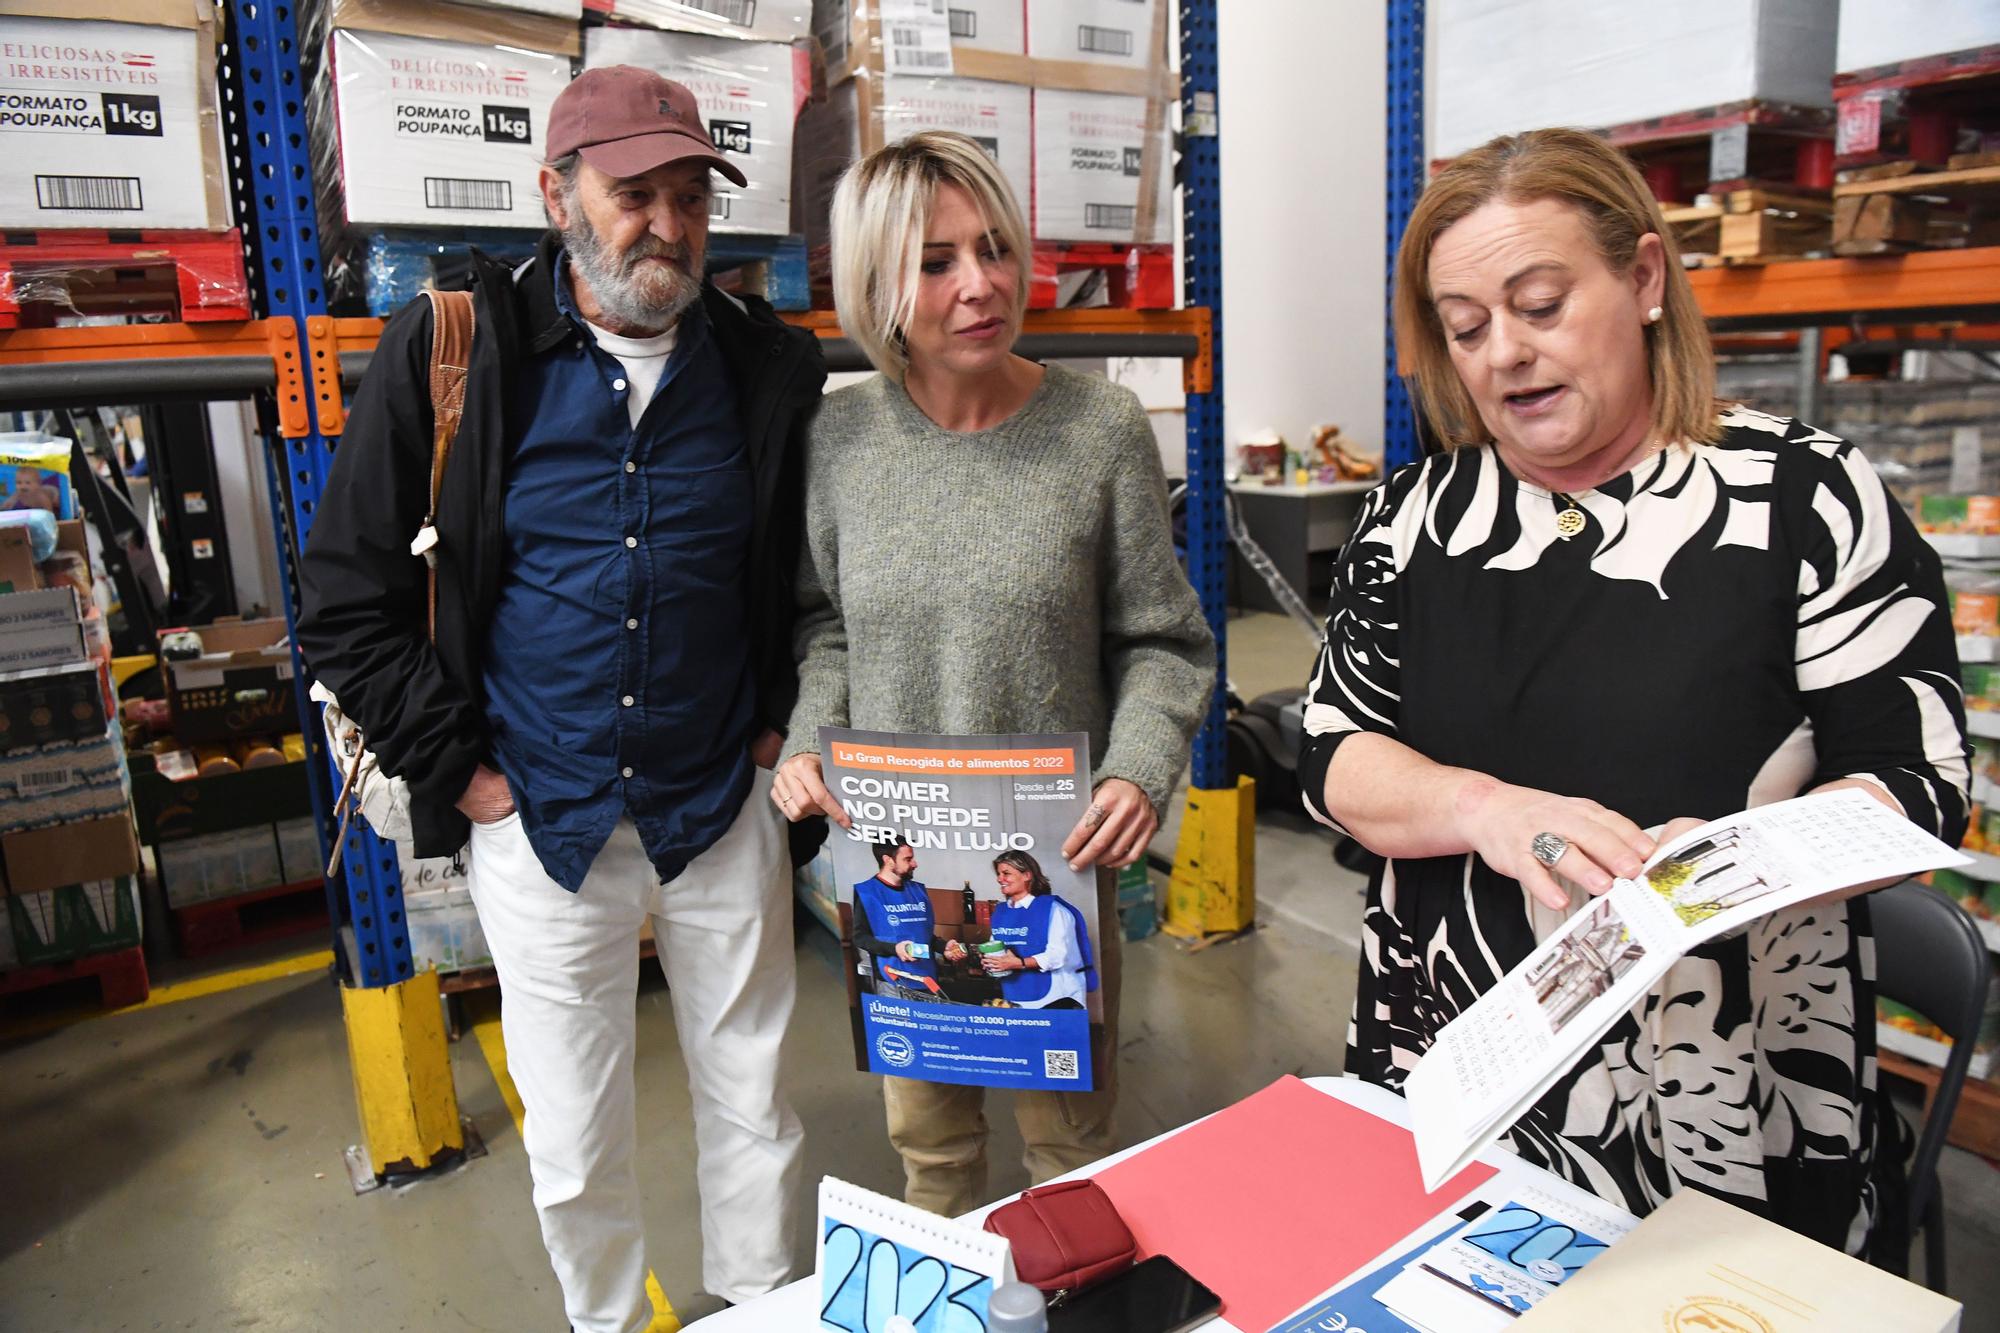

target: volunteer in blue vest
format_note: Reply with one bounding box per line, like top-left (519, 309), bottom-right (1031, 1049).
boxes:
top-left (852, 837), bottom-right (967, 999)
top-left (981, 851), bottom-right (1096, 1009)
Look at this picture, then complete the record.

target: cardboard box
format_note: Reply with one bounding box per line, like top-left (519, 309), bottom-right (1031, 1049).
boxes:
top-left (0, 586), bottom-right (85, 674)
top-left (0, 524), bottom-right (40, 594)
top-left (584, 26), bottom-right (804, 236)
top-left (1433, 0), bottom-right (1836, 159)
top-left (160, 617), bottom-right (296, 742)
top-left (0, 2), bottom-right (230, 229)
top-left (0, 658), bottom-right (110, 754)
top-left (275, 815), bottom-right (324, 885)
top-left (6, 886), bottom-right (66, 965)
top-left (406, 884), bottom-right (492, 973)
top-left (322, 20), bottom-right (573, 229)
top-left (1837, 0), bottom-right (2000, 75)
top-left (1026, 0), bottom-right (1158, 71)
top-left (815, 0), bottom-right (1025, 78)
top-left (796, 74), bottom-right (1031, 246)
top-left (131, 757), bottom-right (313, 845)
top-left (2, 811), bottom-right (140, 895)
top-left (596, 0), bottom-right (812, 45)
top-left (155, 823), bottom-right (284, 909)
top-left (1031, 88), bottom-right (1171, 243)
top-left (3, 876), bottom-right (140, 965)
top-left (0, 723), bottom-right (130, 834)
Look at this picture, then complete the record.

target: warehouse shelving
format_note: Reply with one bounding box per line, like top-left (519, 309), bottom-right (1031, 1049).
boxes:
top-left (1689, 245), bottom-right (2000, 329)
top-left (0, 0), bottom-right (1232, 1106)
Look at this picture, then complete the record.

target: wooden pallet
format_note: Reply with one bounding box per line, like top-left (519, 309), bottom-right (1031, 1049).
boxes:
top-left (1598, 99), bottom-right (1835, 199)
top-left (1880, 1048), bottom-right (2000, 1162)
top-left (1664, 187), bottom-right (1833, 266)
top-left (169, 878), bottom-right (329, 958)
top-left (1833, 43), bottom-right (2000, 170)
top-left (0, 228), bottom-right (252, 327)
top-left (1831, 161), bottom-right (2000, 256)
top-left (0, 944), bottom-right (149, 1015)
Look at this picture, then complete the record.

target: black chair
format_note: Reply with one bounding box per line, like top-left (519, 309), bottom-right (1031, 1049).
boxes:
top-left (1870, 879), bottom-right (1992, 1293)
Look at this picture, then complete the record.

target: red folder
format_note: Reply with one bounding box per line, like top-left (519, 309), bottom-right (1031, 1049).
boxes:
top-left (1090, 1075), bottom-right (1497, 1332)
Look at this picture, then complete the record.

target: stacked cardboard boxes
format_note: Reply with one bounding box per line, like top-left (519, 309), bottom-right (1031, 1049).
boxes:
top-left (0, 580), bottom-right (142, 974)
top-left (799, 0), bottom-right (1175, 251)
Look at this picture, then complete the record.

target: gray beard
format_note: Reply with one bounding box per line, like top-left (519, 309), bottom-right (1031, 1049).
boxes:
top-left (562, 216), bottom-right (701, 332)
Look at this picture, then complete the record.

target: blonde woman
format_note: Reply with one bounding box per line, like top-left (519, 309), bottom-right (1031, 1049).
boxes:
top-left (770, 131), bottom-right (1213, 1215)
top-left (1304, 127), bottom-right (1967, 1252)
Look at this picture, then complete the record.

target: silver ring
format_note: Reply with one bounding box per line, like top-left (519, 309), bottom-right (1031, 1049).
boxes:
top-left (1530, 832), bottom-right (1568, 869)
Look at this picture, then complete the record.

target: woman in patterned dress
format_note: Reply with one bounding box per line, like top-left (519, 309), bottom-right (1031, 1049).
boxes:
top-left (1300, 128), bottom-right (1969, 1253)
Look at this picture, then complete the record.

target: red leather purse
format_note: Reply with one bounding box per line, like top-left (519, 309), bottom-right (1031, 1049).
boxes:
top-left (981, 1179), bottom-right (1137, 1294)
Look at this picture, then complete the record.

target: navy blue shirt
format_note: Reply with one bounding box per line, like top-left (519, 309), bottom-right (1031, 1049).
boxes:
top-left (481, 259), bottom-right (755, 892)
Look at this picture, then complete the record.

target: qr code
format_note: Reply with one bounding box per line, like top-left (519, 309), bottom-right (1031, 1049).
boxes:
top-left (1043, 1049), bottom-right (1080, 1080)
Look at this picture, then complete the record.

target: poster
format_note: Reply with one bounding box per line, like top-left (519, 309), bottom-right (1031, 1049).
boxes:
top-left (822, 727), bottom-right (1102, 1091)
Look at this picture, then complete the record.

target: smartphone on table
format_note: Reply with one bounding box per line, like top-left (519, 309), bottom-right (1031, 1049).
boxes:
top-left (1046, 1254), bottom-right (1221, 1333)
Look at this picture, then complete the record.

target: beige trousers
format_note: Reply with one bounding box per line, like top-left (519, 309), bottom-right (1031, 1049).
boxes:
top-left (881, 870), bottom-right (1122, 1216)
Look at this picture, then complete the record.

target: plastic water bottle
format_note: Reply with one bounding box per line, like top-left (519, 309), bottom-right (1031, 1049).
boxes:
top-left (987, 1281), bottom-right (1048, 1333)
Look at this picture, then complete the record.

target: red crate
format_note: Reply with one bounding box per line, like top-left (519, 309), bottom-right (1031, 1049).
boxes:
top-left (0, 228), bottom-right (253, 329)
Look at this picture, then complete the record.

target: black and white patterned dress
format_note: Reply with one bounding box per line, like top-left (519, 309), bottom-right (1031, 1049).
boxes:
top-left (1299, 409), bottom-right (1970, 1251)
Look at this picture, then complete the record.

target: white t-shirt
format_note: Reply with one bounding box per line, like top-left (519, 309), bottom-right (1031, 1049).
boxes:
top-left (583, 317), bottom-right (678, 428)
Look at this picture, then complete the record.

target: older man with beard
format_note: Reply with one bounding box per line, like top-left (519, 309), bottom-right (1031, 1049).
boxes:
top-left (297, 67), bottom-right (825, 1331)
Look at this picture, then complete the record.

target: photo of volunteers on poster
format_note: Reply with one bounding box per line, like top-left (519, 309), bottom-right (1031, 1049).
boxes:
top-left (821, 727), bottom-right (1102, 1092)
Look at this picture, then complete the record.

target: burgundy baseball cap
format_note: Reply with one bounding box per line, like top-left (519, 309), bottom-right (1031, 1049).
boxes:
top-left (546, 65), bottom-right (748, 187)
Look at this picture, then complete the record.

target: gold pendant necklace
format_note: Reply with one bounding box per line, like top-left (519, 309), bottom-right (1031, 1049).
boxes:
top-left (1553, 498), bottom-right (1586, 540)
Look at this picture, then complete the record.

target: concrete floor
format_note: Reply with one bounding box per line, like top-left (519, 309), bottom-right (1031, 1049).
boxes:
top-left (1, 611), bottom-right (1995, 1330)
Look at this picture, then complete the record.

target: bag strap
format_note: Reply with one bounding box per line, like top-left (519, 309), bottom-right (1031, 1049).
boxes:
top-left (418, 287), bottom-right (476, 642)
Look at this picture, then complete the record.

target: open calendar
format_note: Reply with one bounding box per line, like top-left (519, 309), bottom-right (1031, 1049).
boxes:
top-left (1405, 788), bottom-right (1968, 1190)
top-left (817, 1178), bottom-right (1014, 1333)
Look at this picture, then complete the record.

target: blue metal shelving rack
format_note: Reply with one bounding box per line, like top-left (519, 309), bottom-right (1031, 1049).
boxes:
top-left (1182, 0), bottom-right (1227, 790)
top-left (1384, 0), bottom-right (1425, 471)
top-left (223, 0), bottom-right (413, 989)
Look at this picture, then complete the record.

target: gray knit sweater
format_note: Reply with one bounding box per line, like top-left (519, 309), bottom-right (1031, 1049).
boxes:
top-left (780, 364), bottom-right (1215, 812)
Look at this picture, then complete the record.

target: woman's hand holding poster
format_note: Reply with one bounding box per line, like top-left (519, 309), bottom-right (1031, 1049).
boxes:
top-left (821, 727), bottom-right (1104, 1091)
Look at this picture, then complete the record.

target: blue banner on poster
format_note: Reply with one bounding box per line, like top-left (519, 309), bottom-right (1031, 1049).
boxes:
top-left (861, 993), bottom-right (1094, 1090)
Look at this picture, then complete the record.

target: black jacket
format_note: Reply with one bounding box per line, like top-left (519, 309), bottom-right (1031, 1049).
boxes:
top-left (297, 233), bottom-right (826, 858)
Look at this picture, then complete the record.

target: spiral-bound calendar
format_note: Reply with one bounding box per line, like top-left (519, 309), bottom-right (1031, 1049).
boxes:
top-left (816, 1178), bottom-right (1014, 1332)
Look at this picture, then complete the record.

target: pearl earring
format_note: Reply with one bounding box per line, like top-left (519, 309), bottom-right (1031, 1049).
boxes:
top-left (1645, 305), bottom-right (1663, 324)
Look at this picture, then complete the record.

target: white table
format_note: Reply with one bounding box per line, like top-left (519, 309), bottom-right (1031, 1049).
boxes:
top-left (706, 1075), bottom-right (1634, 1331)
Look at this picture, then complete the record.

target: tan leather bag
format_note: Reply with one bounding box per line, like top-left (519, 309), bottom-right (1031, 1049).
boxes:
top-left (314, 288), bottom-right (476, 875)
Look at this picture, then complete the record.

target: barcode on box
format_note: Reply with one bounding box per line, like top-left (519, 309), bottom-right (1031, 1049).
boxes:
top-left (949, 8), bottom-right (976, 37)
top-left (1077, 25), bottom-right (1134, 56)
top-left (17, 768), bottom-right (79, 793)
top-left (1085, 203), bottom-right (1135, 231)
top-left (1044, 1049), bottom-right (1080, 1080)
top-left (709, 192), bottom-right (733, 222)
top-left (681, 0), bottom-right (755, 26)
top-left (36, 175), bottom-right (142, 212)
top-left (425, 178), bottom-right (512, 212)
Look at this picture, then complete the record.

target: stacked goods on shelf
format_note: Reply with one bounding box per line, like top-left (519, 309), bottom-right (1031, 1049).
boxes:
top-left (1434, 1), bottom-right (1838, 266)
top-left (0, 1), bottom-right (249, 324)
top-left (0, 559), bottom-right (146, 1002)
top-left (303, 0), bottom-right (578, 313)
top-left (1831, 2), bottom-right (2000, 255)
top-left (129, 617), bottom-right (329, 955)
top-left (591, 0), bottom-right (812, 45)
top-left (797, 0), bottom-right (1175, 308)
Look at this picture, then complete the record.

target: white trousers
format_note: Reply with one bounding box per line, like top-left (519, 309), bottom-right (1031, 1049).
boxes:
top-left (466, 769), bottom-right (803, 1332)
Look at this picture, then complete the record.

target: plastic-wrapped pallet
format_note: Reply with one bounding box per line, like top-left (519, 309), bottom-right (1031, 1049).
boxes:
top-left (1025, 0), bottom-right (1158, 72)
top-left (0, 0), bottom-right (230, 230)
top-left (793, 74), bottom-right (1032, 246)
top-left (584, 26), bottom-right (806, 236)
top-left (1031, 88), bottom-right (1171, 244)
top-left (593, 0), bottom-right (811, 44)
top-left (1431, 0), bottom-right (1836, 160)
top-left (1836, 0), bottom-right (2000, 75)
top-left (814, 0), bottom-right (1025, 83)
